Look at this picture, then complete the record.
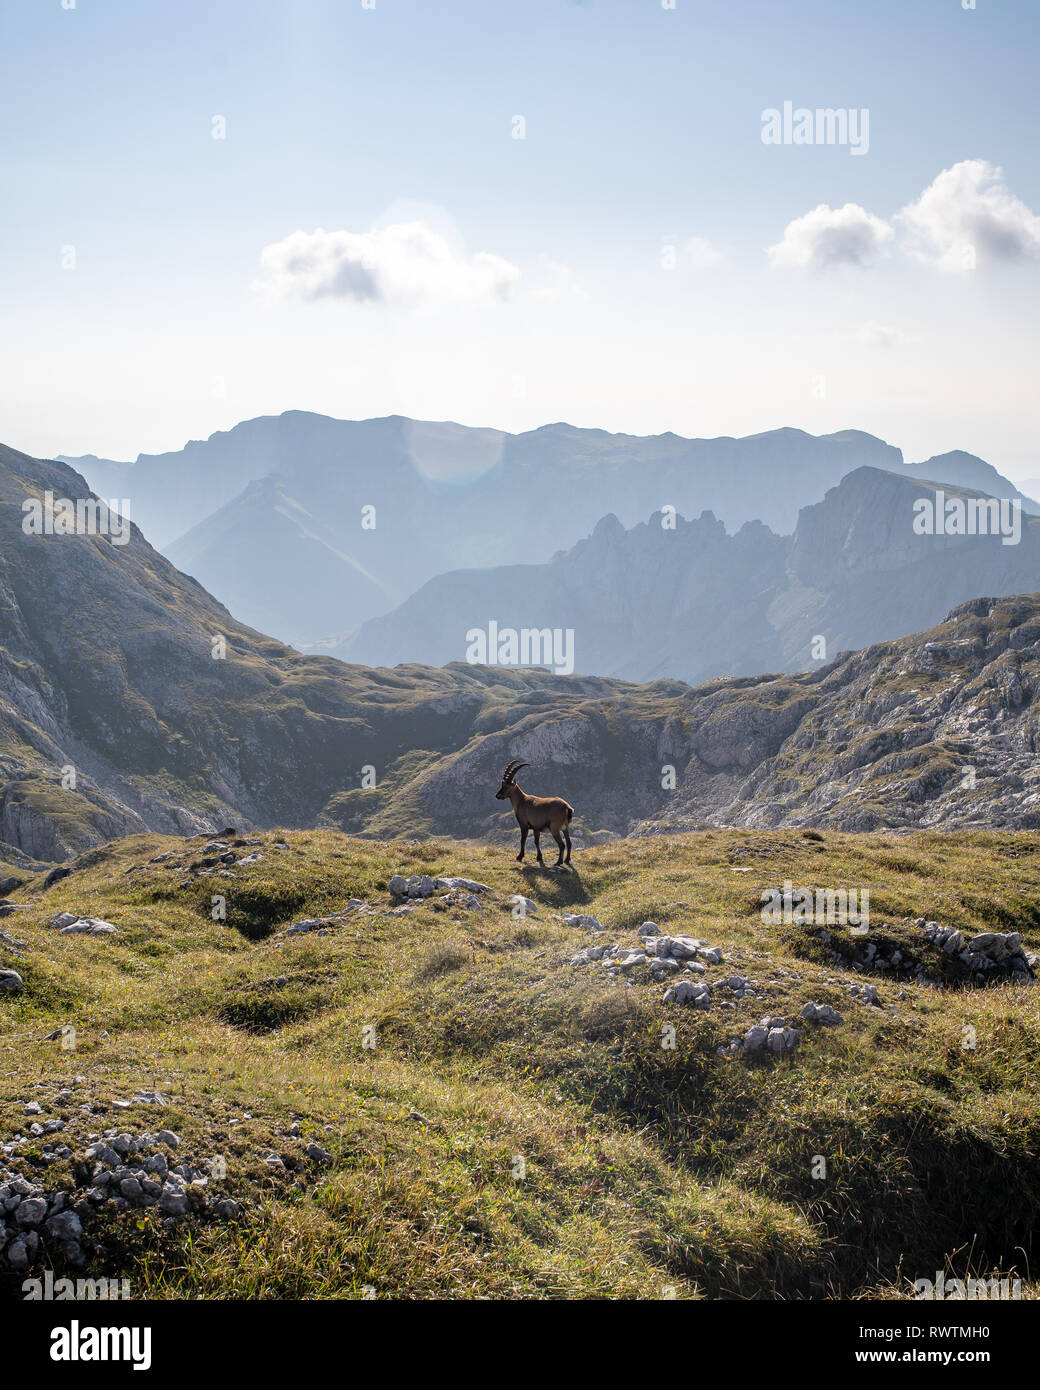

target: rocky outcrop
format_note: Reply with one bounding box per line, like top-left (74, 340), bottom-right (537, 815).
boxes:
top-left (339, 467), bottom-right (1040, 683)
top-left (918, 921), bottom-right (1036, 982)
top-left (0, 1121), bottom-right (243, 1274)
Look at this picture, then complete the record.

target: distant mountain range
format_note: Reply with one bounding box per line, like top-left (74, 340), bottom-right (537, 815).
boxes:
top-left (61, 412), bottom-right (1039, 650)
top-left (338, 465), bottom-right (1040, 683)
top-left (4, 440), bottom-right (1040, 865)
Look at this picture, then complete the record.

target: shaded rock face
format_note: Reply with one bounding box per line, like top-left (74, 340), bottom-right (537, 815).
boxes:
top-left (920, 921), bottom-right (1036, 982)
top-left (0, 784), bottom-right (138, 862)
top-left (338, 467), bottom-right (1040, 684)
top-left (339, 508), bottom-right (790, 682)
top-left (4, 441), bottom-right (1040, 856)
top-left (418, 592), bottom-right (1040, 838)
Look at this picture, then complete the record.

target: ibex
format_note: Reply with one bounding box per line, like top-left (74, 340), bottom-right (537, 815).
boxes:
top-left (496, 760), bottom-right (573, 868)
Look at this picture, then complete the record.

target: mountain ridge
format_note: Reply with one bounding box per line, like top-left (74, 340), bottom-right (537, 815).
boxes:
top-left (62, 413), bottom-right (1036, 652)
top-left (61, 414), bottom-right (907, 646)
top-left (5, 439), bottom-right (1040, 862)
top-left (339, 465), bottom-right (1040, 681)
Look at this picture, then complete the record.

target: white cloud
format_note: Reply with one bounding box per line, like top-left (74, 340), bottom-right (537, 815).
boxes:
top-left (254, 221), bottom-right (520, 307)
top-left (528, 255), bottom-right (586, 300)
top-left (857, 320), bottom-right (910, 349)
top-left (687, 236), bottom-right (723, 268)
top-left (897, 159), bottom-right (1040, 271)
top-left (767, 202), bottom-right (893, 270)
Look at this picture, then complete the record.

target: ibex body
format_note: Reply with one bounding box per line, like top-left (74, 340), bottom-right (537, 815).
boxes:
top-left (496, 760), bottom-right (573, 867)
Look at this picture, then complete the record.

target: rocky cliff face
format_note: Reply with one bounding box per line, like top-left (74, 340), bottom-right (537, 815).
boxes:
top-left (3, 442), bottom-right (1040, 860)
top-left (413, 594), bottom-right (1040, 839)
top-left (788, 466), bottom-right (1040, 652)
top-left (337, 508), bottom-right (790, 680)
top-left (715, 593), bottom-right (1040, 832)
top-left (341, 466), bottom-right (1040, 682)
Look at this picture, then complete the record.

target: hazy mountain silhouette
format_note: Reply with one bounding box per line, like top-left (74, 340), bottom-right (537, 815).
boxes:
top-left (61, 414), bottom-right (907, 646)
top-left (338, 467), bottom-right (1040, 683)
top-left (5, 442), bottom-right (1040, 861)
top-left (63, 414), bottom-right (1037, 651)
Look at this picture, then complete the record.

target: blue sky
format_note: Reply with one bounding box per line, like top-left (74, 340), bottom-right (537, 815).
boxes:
top-left (2, 0), bottom-right (1038, 475)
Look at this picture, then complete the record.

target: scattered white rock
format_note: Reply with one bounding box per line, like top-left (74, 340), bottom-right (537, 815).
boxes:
top-left (716, 975), bottom-right (756, 998)
top-left (847, 983), bottom-right (881, 1007)
top-left (653, 935), bottom-right (724, 965)
top-left (571, 945), bottom-right (607, 965)
top-left (561, 914), bottom-right (604, 932)
top-left (663, 935), bottom-right (701, 959)
top-left (45, 1206), bottom-right (83, 1239)
top-left (738, 1016), bottom-right (800, 1055)
top-left (14, 1197), bottom-right (47, 1227)
top-left (799, 1001), bottom-right (844, 1025)
top-left (617, 951), bottom-right (648, 972)
top-left (58, 918), bottom-right (117, 936)
top-left (5, 1237), bottom-right (33, 1271)
top-left (286, 917), bottom-right (338, 936)
top-left (920, 922), bottom-right (1035, 982)
top-left (129, 1091), bottom-right (168, 1107)
top-left (158, 1187), bottom-right (189, 1217)
top-left (435, 876), bottom-right (491, 895)
top-left (662, 979), bottom-right (711, 1008)
top-left (766, 1027), bottom-right (801, 1054)
top-left (388, 874), bottom-right (437, 902)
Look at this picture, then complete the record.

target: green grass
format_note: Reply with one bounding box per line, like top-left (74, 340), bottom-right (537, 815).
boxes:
top-left (1, 827), bottom-right (1038, 1300)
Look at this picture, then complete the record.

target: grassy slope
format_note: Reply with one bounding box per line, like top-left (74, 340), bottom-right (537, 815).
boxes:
top-left (1, 827), bottom-right (1038, 1300)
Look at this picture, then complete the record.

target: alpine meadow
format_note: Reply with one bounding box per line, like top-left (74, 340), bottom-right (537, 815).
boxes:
top-left (2, 0), bottom-right (1039, 1357)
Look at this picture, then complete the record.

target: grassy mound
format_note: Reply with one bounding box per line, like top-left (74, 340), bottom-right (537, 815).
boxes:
top-left (1, 828), bottom-right (1037, 1299)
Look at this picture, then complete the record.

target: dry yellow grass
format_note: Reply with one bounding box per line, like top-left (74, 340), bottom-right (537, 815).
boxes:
top-left (1, 827), bottom-right (1037, 1299)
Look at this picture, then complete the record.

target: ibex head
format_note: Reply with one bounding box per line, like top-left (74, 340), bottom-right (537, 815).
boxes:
top-left (495, 760), bottom-right (528, 800)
